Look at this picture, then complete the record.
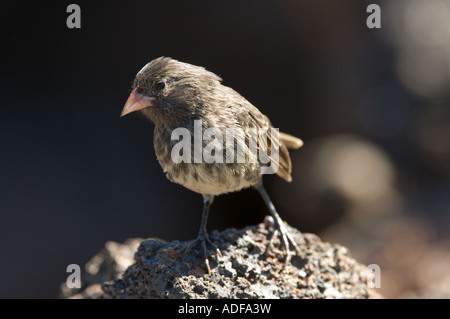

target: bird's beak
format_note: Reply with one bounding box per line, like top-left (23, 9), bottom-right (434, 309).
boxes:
top-left (121, 88), bottom-right (156, 117)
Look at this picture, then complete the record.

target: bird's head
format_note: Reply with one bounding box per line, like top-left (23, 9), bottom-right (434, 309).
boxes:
top-left (121, 57), bottom-right (222, 126)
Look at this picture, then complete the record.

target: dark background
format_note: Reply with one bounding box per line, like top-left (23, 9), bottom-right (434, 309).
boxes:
top-left (1, 0), bottom-right (449, 298)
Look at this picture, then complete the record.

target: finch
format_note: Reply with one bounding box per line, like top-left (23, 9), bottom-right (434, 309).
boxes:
top-left (121, 57), bottom-right (304, 273)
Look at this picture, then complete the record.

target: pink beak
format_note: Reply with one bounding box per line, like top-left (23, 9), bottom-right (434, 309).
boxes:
top-left (121, 88), bottom-right (156, 117)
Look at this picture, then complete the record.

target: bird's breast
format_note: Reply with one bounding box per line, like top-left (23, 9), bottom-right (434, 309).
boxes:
top-left (152, 125), bottom-right (260, 195)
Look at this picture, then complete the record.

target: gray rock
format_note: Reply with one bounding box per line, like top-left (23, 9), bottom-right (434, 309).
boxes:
top-left (63, 217), bottom-right (380, 299)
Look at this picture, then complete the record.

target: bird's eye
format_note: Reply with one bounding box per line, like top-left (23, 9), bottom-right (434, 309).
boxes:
top-left (156, 81), bottom-right (166, 90)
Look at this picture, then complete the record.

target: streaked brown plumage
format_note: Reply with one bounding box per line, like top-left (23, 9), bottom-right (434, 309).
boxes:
top-left (121, 57), bottom-right (304, 273)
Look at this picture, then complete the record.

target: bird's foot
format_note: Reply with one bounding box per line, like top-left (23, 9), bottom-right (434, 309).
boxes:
top-left (264, 216), bottom-right (304, 268)
top-left (187, 232), bottom-right (222, 275)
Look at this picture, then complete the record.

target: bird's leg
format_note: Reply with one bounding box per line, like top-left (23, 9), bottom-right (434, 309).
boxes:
top-left (190, 194), bottom-right (221, 274)
top-left (198, 194), bottom-right (213, 273)
top-left (255, 183), bottom-right (303, 267)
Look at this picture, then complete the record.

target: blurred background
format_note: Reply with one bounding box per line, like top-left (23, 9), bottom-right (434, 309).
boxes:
top-left (1, 0), bottom-right (449, 298)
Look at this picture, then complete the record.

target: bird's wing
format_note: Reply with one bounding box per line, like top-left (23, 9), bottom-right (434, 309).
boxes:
top-left (224, 90), bottom-right (295, 182)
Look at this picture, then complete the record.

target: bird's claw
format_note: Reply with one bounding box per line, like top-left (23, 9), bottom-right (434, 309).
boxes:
top-left (188, 233), bottom-right (222, 274)
top-left (264, 216), bottom-right (304, 268)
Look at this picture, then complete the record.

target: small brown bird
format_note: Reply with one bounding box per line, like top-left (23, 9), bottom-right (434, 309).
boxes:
top-left (121, 57), bottom-right (304, 273)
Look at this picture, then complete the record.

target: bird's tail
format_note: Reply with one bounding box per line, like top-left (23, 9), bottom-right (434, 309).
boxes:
top-left (274, 132), bottom-right (303, 182)
top-left (279, 132), bottom-right (303, 149)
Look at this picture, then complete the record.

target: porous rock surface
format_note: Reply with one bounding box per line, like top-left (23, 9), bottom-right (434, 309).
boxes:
top-left (63, 217), bottom-right (379, 299)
